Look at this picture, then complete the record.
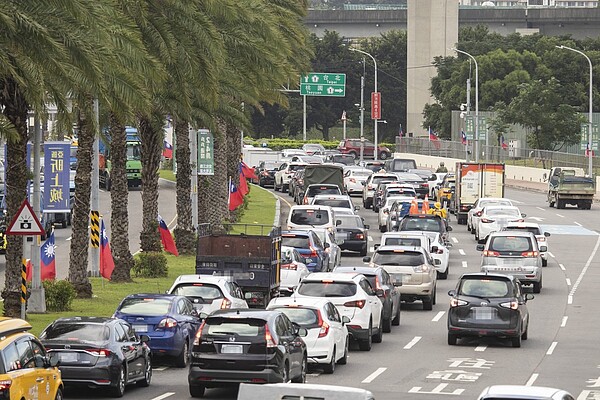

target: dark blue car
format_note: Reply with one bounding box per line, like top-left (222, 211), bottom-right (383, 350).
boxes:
top-left (113, 294), bottom-right (202, 368)
top-left (281, 230), bottom-right (329, 272)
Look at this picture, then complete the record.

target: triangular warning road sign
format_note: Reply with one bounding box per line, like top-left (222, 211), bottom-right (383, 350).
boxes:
top-left (6, 199), bottom-right (45, 235)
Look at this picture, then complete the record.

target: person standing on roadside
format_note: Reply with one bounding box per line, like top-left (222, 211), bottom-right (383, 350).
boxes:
top-left (436, 162), bottom-right (448, 173)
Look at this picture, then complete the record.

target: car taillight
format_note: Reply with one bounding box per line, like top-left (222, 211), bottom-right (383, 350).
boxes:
top-left (483, 250), bottom-right (500, 256)
top-left (303, 197), bottom-right (308, 204)
top-left (157, 317), bottom-right (178, 329)
top-left (317, 311), bottom-right (330, 338)
top-left (281, 263), bottom-right (297, 270)
top-left (367, 184), bottom-right (373, 190)
top-left (500, 301), bottom-right (519, 310)
top-left (261, 171), bottom-right (269, 176)
top-left (0, 380), bottom-right (12, 391)
top-left (413, 264), bottom-right (429, 273)
top-left (521, 251), bottom-right (539, 257)
top-left (86, 348), bottom-right (112, 357)
top-left (475, 211), bottom-right (482, 217)
top-left (344, 300), bottom-right (366, 309)
top-left (220, 299), bottom-right (232, 309)
top-left (354, 233), bottom-right (365, 240)
top-left (481, 218), bottom-right (494, 223)
top-left (265, 324), bottom-right (278, 348)
top-left (349, 178), bottom-right (356, 183)
top-left (309, 246), bottom-right (318, 258)
top-left (450, 298), bottom-right (467, 307)
top-left (420, 183), bottom-right (428, 188)
top-left (515, 219), bottom-right (524, 222)
top-left (194, 320), bottom-right (206, 345)
top-left (537, 236), bottom-right (546, 242)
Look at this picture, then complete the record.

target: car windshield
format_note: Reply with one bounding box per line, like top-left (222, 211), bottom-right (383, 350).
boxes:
top-left (282, 235), bottom-right (310, 248)
top-left (352, 171), bottom-right (372, 178)
top-left (504, 226), bottom-right (541, 235)
top-left (297, 282), bottom-right (357, 297)
top-left (372, 176), bottom-right (398, 185)
top-left (372, 251), bottom-right (425, 266)
top-left (205, 318), bottom-right (263, 337)
top-left (275, 308), bottom-right (319, 328)
top-left (383, 237), bottom-right (422, 247)
top-left (171, 284), bottom-right (223, 300)
top-left (290, 210), bottom-right (330, 226)
top-left (480, 199), bottom-right (511, 208)
top-left (400, 218), bottom-right (442, 232)
top-left (337, 215), bottom-right (363, 228)
top-left (264, 162), bottom-right (281, 170)
top-left (41, 323), bottom-right (110, 341)
top-left (488, 236), bottom-right (533, 252)
top-left (118, 298), bottom-right (172, 315)
top-left (332, 155), bottom-right (355, 165)
top-left (126, 143), bottom-right (141, 161)
top-left (486, 208), bottom-right (520, 217)
top-left (313, 199), bottom-right (351, 209)
top-left (390, 159), bottom-right (416, 171)
top-left (307, 186), bottom-right (340, 197)
top-left (459, 279), bottom-right (511, 298)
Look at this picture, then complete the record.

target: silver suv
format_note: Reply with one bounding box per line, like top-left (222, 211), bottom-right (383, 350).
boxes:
top-left (477, 231), bottom-right (543, 293)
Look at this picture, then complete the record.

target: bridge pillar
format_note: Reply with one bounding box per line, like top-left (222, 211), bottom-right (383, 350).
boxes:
top-left (407, 0), bottom-right (459, 136)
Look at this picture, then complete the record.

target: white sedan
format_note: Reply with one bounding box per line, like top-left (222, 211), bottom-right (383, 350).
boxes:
top-left (378, 196), bottom-right (414, 232)
top-left (467, 197), bottom-right (514, 234)
top-left (167, 274), bottom-right (248, 314)
top-left (475, 205), bottom-right (526, 243)
top-left (279, 246), bottom-right (310, 294)
top-left (343, 167), bottom-right (372, 196)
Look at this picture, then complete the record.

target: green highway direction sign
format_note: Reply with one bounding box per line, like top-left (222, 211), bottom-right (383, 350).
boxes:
top-left (300, 72), bottom-right (346, 97)
top-left (580, 123), bottom-right (600, 151)
top-left (464, 116), bottom-right (487, 140)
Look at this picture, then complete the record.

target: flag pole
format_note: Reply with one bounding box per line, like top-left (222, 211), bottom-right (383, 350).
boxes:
top-left (100, 216), bottom-right (104, 289)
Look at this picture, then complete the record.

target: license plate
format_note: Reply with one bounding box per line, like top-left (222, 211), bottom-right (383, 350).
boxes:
top-left (59, 353), bottom-right (78, 362)
top-left (402, 274), bottom-right (412, 283)
top-left (391, 274), bottom-right (404, 285)
top-left (133, 324), bottom-right (148, 332)
top-left (475, 308), bottom-right (493, 320)
top-left (221, 344), bottom-right (243, 354)
top-left (502, 259), bottom-right (521, 265)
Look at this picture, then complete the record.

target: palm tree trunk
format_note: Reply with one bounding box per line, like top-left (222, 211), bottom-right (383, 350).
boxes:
top-left (198, 120), bottom-right (227, 232)
top-left (108, 114), bottom-right (134, 281)
top-left (0, 78), bottom-right (29, 317)
top-left (68, 98), bottom-right (93, 298)
top-left (226, 123), bottom-right (242, 221)
top-left (173, 119), bottom-right (195, 254)
top-left (138, 114), bottom-right (162, 252)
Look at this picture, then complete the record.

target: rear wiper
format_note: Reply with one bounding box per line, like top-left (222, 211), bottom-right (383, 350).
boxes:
top-left (212, 332), bottom-right (238, 336)
top-left (464, 294), bottom-right (491, 303)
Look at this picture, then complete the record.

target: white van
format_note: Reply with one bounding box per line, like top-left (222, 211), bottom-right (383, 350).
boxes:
top-left (238, 383), bottom-right (375, 400)
top-left (287, 205), bottom-right (339, 231)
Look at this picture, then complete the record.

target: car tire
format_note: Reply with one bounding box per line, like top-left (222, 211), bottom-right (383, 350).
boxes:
top-left (372, 314), bottom-right (383, 343)
top-left (557, 199), bottom-right (565, 209)
top-left (365, 198), bottom-right (372, 209)
top-left (379, 151), bottom-right (390, 160)
top-left (358, 322), bottom-right (373, 351)
top-left (338, 337), bottom-right (349, 365)
top-left (174, 339), bottom-right (190, 368)
top-left (379, 224), bottom-right (386, 233)
top-left (382, 316), bottom-right (392, 333)
top-left (274, 180), bottom-right (280, 191)
top-left (110, 365), bottom-right (126, 398)
top-left (348, 151), bottom-right (358, 158)
top-left (292, 356), bottom-right (307, 382)
top-left (423, 297), bottom-right (433, 311)
top-left (323, 347), bottom-right (336, 374)
top-left (432, 287), bottom-right (437, 305)
top-left (447, 333), bottom-right (457, 345)
top-left (360, 246), bottom-right (367, 257)
top-left (438, 269), bottom-right (448, 280)
top-left (281, 362), bottom-right (290, 383)
top-left (189, 385), bottom-right (206, 398)
top-left (511, 334), bottom-right (522, 348)
top-left (522, 323), bottom-right (529, 340)
top-left (137, 357), bottom-right (152, 387)
top-left (54, 388), bottom-right (64, 400)
top-left (532, 280), bottom-right (542, 294)
top-left (392, 306), bottom-right (401, 326)
top-left (542, 258), bottom-right (548, 267)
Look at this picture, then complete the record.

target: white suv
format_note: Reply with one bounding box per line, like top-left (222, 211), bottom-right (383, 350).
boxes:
top-left (502, 222), bottom-right (551, 267)
top-left (274, 162), bottom-right (306, 192)
top-left (167, 275), bottom-right (248, 314)
top-left (362, 173), bottom-right (399, 209)
top-left (295, 272), bottom-right (384, 351)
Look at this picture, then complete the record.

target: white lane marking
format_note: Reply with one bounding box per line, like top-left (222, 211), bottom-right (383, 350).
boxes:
top-left (569, 235), bottom-right (600, 302)
top-left (369, 247), bottom-right (375, 253)
top-left (153, 367), bottom-right (169, 371)
top-left (568, 295), bottom-right (573, 304)
top-left (559, 263), bottom-right (566, 271)
top-left (526, 373), bottom-right (539, 386)
top-left (66, 236), bottom-right (72, 241)
top-left (574, 221), bottom-right (582, 226)
top-left (368, 236), bottom-right (374, 242)
top-left (474, 345), bottom-right (487, 352)
top-left (459, 249), bottom-right (466, 256)
top-left (556, 213), bottom-right (565, 218)
top-left (151, 393), bottom-right (175, 400)
top-left (308, 373), bottom-right (321, 377)
top-left (561, 316), bottom-right (568, 327)
top-left (548, 251), bottom-right (555, 258)
top-left (546, 342), bottom-right (558, 355)
top-left (462, 261), bottom-right (468, 268)
top-left (404, 336), bottom-right (422, 349)
top-left (510, 199), bottom-right (523, 204)
top-left (451, 237), bottom-right (458, 244)
top-left (409, 384), bottom-right (464, 395)
top-left (536, 207), bottom-right (545, 211)
top-left (432, 311), bottom-right (445, 322)
top-left (362, 367), bottom-right (387, 383)
top-left (566, 278), bottom-right (571, 286)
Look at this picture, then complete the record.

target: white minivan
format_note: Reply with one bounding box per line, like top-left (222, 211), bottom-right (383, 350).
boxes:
top-left (287, 205), bottom-right (339, 231)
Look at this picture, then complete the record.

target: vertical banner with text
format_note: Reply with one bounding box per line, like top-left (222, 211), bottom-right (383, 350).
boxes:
top-left (197, 129), bottom-right (215, 175)
top-left (371, 92), bottom-right (381, 120)
top-left (43, 142), bottom-right (71, 212)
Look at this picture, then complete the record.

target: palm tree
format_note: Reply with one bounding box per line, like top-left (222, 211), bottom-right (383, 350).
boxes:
top-left (173, 119), bottom-right (196, 254)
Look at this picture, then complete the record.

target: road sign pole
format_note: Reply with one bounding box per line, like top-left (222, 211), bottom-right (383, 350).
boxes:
top-left (303, 95), bottom-right (307, 141)
top-left (191, 127), bottom-right (198, 230)
top-left (90, 98), bottom-right (100, 277)
top-left (29, 115), bottom-right (45, 313)
top-left (343, 118), bottom-right (346, 140)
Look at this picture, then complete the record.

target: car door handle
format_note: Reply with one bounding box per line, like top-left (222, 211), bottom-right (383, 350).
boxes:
top-left (36, 378), bottom-right (44, 383)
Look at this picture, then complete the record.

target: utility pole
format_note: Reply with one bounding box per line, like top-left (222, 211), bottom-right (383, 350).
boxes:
top-left (360, 75), bottom-right (365, 164)
top-left (303, 95), bottom-right (307, 141)
top-left (466, 78), bottom-right (471, 162)
top-left (190, 127), bottom-right (198, 230)
top-left (90, 99), bottom-right (100, 276)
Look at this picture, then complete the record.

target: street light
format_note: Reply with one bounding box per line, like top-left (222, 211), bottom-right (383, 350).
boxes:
top-left (557, 45), bottom-right (594, 176)
top-left (349, 47), bottom-right (379, 160)
top-left (453, 48), bottom-right (479, 162)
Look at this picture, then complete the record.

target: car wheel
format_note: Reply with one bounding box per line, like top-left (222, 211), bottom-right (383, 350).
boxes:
top-left (358, 321), bottom-right (373, 351)
top-left (447, 333), bottom-right (457, 345)
top-left (522, 324), bottom-right (529, 340)
top-left (360, 246), bottom-right (367, 257)
top-left (379, 151), bottom-right (390, 160)
top-left (511, 334), bottom-right (522, 348)
top-left (423, 297), bottom-right (433, 311)
top-left (372, 314), bottom-right (383, 343)
top-left (110, 365), bottom-right (126, 398)
top-left (437, 269), bottom-right (448, 280)
top-left (382, 315), bottom-right (392, 333)
top-left (189, 385), bottom-right (206, 398)
top-left (432, 287), bottom-right (437, 305)
top-left (174, 339), bottom-right (190, 368)
top-left (379, 224), bottom-right (386, 233)
top-left (365, 198), bottom-right (372, 209)
top-left (137, 356), bottom-right (152, 387)
top-left (392, 305), bottom-right (401, 326)
top-left (281, 362), bottom-right (290, 383)
top-left (338, 337), bottom-right (349, 365)
top-left (54, 388), bottom-right (64, 400)
top-left (532, 280), bottom-right (542, 294)
top-left (348, 151), bottom-right (358, 158)
top-left (292, 355), bottom-right (307, 382)
top-left (323, 347), bottom-right (336, 374)
top-left (274, 180), bottom-right (280, 191)
top-left (542, 258), bottom-right (548, 267)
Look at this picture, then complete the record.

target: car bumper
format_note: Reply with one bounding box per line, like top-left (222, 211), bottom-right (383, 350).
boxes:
top-left (260, 176), bottom-right (275, 185)
top-left (346, 184), bottom-right (364, 194)
top-left (146, 332), bottom-right (184, 357)
top-left (448, 324), bottom-right (521, 339)
top-left (346, 325), bottom-right (371, 341)
top-left (339, 240), bottom-right (367, 252)
top-left (396, 282), bottom-right (435, 299)
top-left (480, 266), bottom-right (542, 283)
top-left (59, 364), bottom-right (120, 387)
top-left (189, 366), bottom-right (283, 386)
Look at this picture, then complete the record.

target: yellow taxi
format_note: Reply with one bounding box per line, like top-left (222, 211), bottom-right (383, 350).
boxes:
top-left (435, 174), bottom-right (456, 206)
top-left (0, 318), bottom-right (63, 400)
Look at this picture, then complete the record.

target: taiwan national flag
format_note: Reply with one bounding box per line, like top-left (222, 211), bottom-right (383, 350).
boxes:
top-left (162, 140), bottom-right (173, 159)
top-left (228, 178), bottom-right (244, 211)
top-left (239, 166), bottom-right (249, 196)
top-left (40, 231), bottom-right (57, 281)
top-left (241, 161), bottom-right (258, 180)
top-left (158, 216), bottom-right (179, 256)
top-left (461, 130), bottom-right (467, 145)
top-left (100, 220), bottom-right (115, 280)
top-left (586, 143), bottom-right (595, 157)
top-left (500, 135), bottom-right (508, 150)
top-left (429, 127), bottom-right (441, 149)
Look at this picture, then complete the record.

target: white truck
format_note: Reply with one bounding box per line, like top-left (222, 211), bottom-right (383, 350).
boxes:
top-left (453, 162), bottom-right (505, 225)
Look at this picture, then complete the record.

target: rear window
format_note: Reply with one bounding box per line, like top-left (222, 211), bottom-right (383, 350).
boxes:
top-left (297, 282), bottom-right (357, 297)
top-left (372, 251), bottom-right (425, 266)
top-left (118, 298), bottom-right (172, 315)
top-left (488, 236), bottom-right (533, 252)
top-left (290, 209), bottom-right (330, 226)
top-left (486, 208), bottom-right (520, 217)
top-left (41, 323), bottom-right (110, 341)
top-left (307, 187), bottom-right (340, 197)
top-left (337, 215), bottom-right (363, 228)
top-left (332, 155), bottom-right (355, 165)
top-left (372, 176), bottom-right (398, 185)
top-left (170, 283), bottom-right (223, 301)
top-left (459, 279), bottom-right (511, 298)
top-left (282, 235), bottom-right (310, 248)
top-left (390, 159), bottom-right (416, 171)
top-left (289, 165), bottom-right (304, 172)
top-left (274, 308), bottom-right (319, 328)
top-left (504, 226), bottom-right (541, 235)
top-left (313, 199), bottom-right (351, 209)
top-left (205, 318), bottom-right (264, 337)
top-left (399, 217), bottom-right (443, 232)
top-left (264, 162), bottom-right (281, 169)
top-left (383, 237), bottom-right (422, 247)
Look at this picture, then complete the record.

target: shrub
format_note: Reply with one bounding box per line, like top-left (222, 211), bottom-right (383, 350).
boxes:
top-left (43, 280), bottom-right (76, 312)
top-left (133, 252), bottom-right (168, 278)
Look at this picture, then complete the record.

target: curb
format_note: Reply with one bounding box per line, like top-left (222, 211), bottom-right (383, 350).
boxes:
top-left (250, 183), bottom-right (281, 227)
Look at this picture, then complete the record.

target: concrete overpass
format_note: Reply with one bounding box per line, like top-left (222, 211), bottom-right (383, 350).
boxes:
top-left (306, 7), bottom-right (600, 39)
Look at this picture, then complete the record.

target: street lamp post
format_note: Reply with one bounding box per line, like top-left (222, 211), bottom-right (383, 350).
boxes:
top-left (557, 45), bottom-right (594, 176)
top-left (350, 48), bottom-right (379, 160)
top-left (453, 48), bottom-right (479, 162)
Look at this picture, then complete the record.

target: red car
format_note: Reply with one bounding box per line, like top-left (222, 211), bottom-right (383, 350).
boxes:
top-left (337, 139), bottom-right (391, 160)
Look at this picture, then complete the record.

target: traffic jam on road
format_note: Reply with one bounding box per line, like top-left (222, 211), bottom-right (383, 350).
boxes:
top-left (25, 148), bottom-right (600, 400)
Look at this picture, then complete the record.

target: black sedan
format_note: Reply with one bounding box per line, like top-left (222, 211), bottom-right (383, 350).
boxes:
top-left (255, 161), bottom-right (282, 187)
top-left (40, 316), bottom-right (152, 397)
top-left (335, 214), bottom-right (369, 256)
top-left (188, 309), bottom-right (308, 398)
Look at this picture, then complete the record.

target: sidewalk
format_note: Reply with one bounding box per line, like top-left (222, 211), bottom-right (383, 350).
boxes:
top-left (505, 179), bottom-right (547, 193)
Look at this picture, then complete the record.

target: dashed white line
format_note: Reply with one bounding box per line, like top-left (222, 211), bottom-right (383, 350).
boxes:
top-left (368, 236), bottom-right (374, 242)
top-left (153, 367), bottom-right (169, 371)
top-left (369, 247), bottom-right (375, 253)
top-left (536, 207), bottom-right (545, 211)
top-left (451, 237), bottom-right (458, 244)
top-left (432, 311), bottom-right (445, 322)
top-left (474, 345), bottom-right (487, 352)
top-left (568, 295), bottom-right (573, 304)
top-left (547, 251), bottom-right (555, 258)
top-left (151, 393), bottom-right (175, 400)
top-left (566, 278), bottom-right (571, 286)
top-left (459, 249), bottom-right (466, 256)
top-left (404, 336), bottom-right (422, 349)
top-left (556, 213), bottom-right (565, 218)
top-left (66, 236), bottom-right (72, 241)
top-left (569, 235), bottom-right (600, 302)
top-left (526, 373), bottom-right (539, 386)
top-left (362, 367), bottom-right (387, 383)
top-left (462, 261), bottom-right (468, 268)
top-left (559, 263), bottom-right (566, 271)
top-left (561, 316), bottom-right (568, 327)
top-left (574, 221), bottom-right (582, 226)
top-left (546, 342), bottom-right (558, 355)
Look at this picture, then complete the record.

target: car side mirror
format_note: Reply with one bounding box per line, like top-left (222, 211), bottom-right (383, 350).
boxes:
top-left (373, 244), bottom-right (379, 250)
top-left (354, 205), bottom-right (361, 211)
top-left (363, 256), bottom-right (371, 262)
top-left (364, 224), bottom-right (370, 229)
top-left (525, 293), bottom-right (535, 301)
top-left (521, 213), bottom-right (527, 217)
top-left (448, 290), bottom-right (456, 297)
top-left (342, 316), bottom-right (351, 324)
top-left (297, 327), bottom-right (308, 337)
top-left (324, 242), bottom-right (330, 249)
top-left (433, 259), bottom-right (441, 266)
top-left (476, 244), bottom-right (485, 251)
top-left (543, 173), bottom-right (547, 181)
top-left (375, 289), bottom-right (384, 297)
top-left (446, 226), bottom-right (453, 231)
top-left (139, 334), bottom-right (150, 343)
top-left (544, 232), bottom-right (551, 237)
top-left (336, 220), bottom-right (342, 226)
top-left (539, 246), bottom-right (547, 252)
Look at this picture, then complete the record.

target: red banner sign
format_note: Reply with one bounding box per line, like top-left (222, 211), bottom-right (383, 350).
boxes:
top-left (371, 92), bottom-right (381, 120)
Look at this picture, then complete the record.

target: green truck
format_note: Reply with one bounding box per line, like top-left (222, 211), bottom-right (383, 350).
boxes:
top-left (99, 126), bottom-right (142, 190)
top-left (547, 167), bottom-right (595, 209)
